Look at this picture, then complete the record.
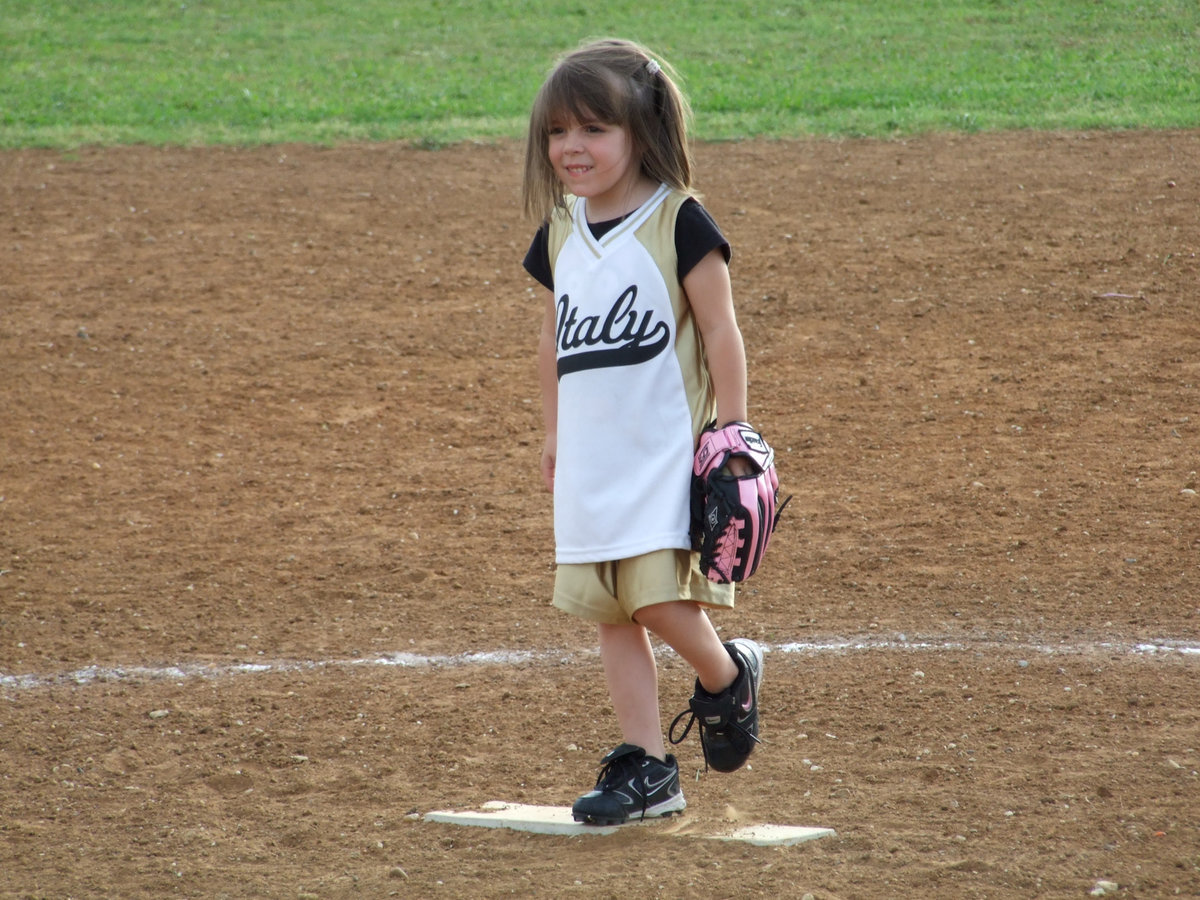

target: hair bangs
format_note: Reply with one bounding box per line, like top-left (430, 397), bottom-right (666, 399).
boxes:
top-left (537, 61), bottom-right (629, 131)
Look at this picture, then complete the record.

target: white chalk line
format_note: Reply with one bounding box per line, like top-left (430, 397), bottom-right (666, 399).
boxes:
top-left (2, 634), bottom-right (1197, 693)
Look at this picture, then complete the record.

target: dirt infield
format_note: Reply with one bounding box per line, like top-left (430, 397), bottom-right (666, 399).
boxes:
top-left (2, 131), bottom-right (1198, 898)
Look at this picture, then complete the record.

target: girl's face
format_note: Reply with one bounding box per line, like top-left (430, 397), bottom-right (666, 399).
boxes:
top-left (547, 113), bottom-right (644, 218)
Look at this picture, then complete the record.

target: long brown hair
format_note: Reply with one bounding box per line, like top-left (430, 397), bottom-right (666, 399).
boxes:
top-left (522, 38), bottom-right (694, 222)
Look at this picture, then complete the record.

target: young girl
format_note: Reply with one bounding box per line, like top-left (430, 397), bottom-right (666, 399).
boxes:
top-left (521, 38), bottom-right (764, 826)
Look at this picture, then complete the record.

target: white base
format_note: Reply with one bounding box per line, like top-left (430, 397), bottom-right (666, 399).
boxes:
top-left (424, 801), bottom-right (836, 846)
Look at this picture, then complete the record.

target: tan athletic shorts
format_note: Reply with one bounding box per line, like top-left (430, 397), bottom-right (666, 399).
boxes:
top-left (553, 548), bottom-right (735, 625)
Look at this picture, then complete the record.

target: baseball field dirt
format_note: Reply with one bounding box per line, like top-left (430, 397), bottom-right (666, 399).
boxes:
top-left (2, 131), bottom-right (1198, 898)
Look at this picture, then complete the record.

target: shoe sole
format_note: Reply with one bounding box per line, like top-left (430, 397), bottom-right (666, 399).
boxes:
top-left (574, 800), bottom-right (687, 826)
top-left (572, 790), bottom-right (687, 825)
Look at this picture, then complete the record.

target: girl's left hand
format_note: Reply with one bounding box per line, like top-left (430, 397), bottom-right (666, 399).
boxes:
top-left (540, 435), bottom-right (557, 493)
top-left (725, 456), bottom-right (752, 478)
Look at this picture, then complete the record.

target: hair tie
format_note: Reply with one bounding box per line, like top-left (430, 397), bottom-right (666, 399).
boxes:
top-left (645, 59), bottom-right (661, 77)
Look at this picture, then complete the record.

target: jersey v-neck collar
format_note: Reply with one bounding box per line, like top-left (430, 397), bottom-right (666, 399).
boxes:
top-left (572, 183), bottom-right (670, 259)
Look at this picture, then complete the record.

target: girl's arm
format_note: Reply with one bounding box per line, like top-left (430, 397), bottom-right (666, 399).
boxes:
top-left (537, 288), bottom-right (559, 493)
top-left (685, 249), bottom-right (751, 475)
top-left (684, 248), bottom-right (748, 427)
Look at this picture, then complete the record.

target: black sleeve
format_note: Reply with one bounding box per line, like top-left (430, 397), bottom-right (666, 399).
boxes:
top-left (676, 198), bottom-right (731, 281)
top-left (522, 222), bottom-right (554, 291)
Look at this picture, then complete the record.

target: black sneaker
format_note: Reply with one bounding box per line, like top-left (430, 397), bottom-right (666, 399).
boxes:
top-left (571, 743), bottom-right (687, 825)
top-left (669, 638), bottom-right (764, 773)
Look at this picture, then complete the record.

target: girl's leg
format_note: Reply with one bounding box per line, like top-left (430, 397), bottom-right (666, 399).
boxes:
top-left (632, 600), bottom-right (738, 694)
top-left (597, 622), bottom-right (667, 760)
top-left (639, 601), bottom-right (763, 773)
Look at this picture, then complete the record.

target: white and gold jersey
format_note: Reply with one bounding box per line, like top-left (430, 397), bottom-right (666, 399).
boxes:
top-left (546, 185), bottom-right (717, 564)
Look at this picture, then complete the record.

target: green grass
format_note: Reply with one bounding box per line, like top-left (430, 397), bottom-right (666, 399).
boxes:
top-left (2, 0), bottom-right (1198, 148)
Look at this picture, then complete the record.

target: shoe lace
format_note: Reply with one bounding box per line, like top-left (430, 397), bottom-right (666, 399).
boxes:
top-left (668, 706), bottom-right (762, 772)
top-left (593, 745), bottom-right (651, 817)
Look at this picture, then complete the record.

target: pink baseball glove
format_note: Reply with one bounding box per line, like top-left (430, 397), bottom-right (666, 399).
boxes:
top-left (691, 422), bottom-right (789, 584)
